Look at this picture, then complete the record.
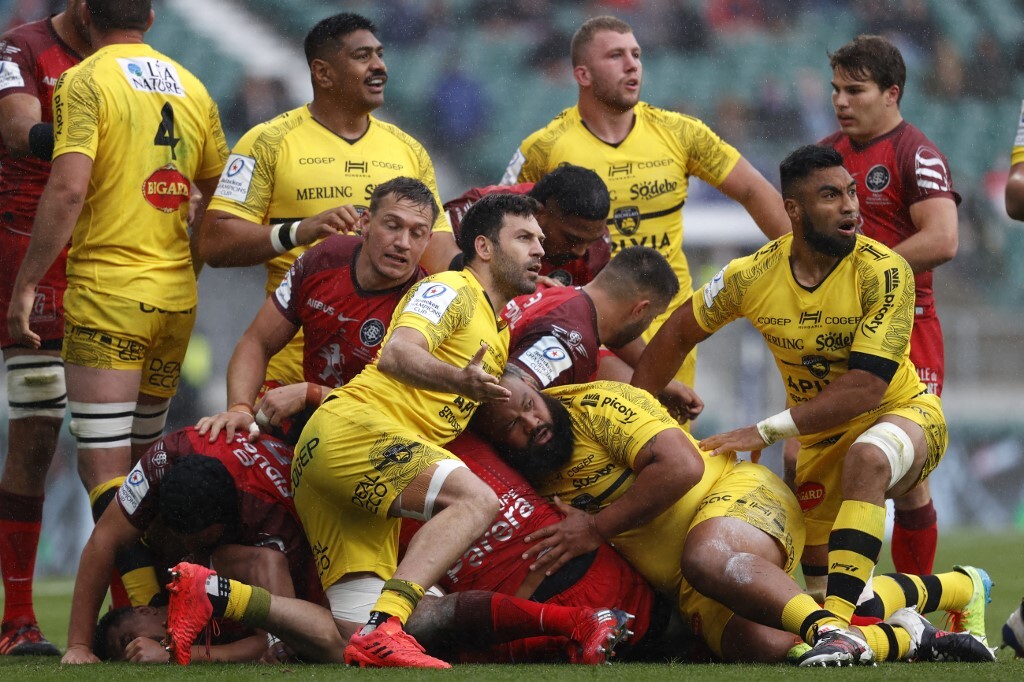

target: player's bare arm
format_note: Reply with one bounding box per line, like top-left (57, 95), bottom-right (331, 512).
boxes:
top-left (197, 297), bottom-right (299, 443)
top-left (631, 297), bottom-right (711, 398)
top-left (890, 197), bottom-right (958, 273)
top-left (7, 151), bottom-right (92, 348)
top-left (524, 429), bottom-right (704, 574)
top-left (1007, 162), bottom-right (1024, 220)
top-left (420, 230), bottom-right (460, 274)
top-left (378, 327), bottom-right (511, 403)
top-left (717, 157), bottom-right (791, 239)
top-left (197, 204), bottom-right (362, 268)
top-left (699, 368), bottom-right (889, 457)
top-left (0, 92), bottom-right (43, 158)
top-left (598, 347), bottom-right (703, 422)
top-left (63, 502), bottom-right (145, 664)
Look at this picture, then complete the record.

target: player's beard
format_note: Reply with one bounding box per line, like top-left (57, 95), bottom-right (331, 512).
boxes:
top-left (491, 243), bottom-right (539, 300)
top-left (803, 212), bottom-right (856, 259)
top-left (493, 395), bottom-right (574, 487)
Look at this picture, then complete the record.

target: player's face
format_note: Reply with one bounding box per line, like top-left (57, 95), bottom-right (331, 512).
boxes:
top-left (538, 203), bottom-right (606, 265)
top-left (794, 166), bottom-right (860, 258)
top-left (67, 0), bottom-right (91, 47)
top-left (324, 29), bottom-right (387, 111)
top-left (362, 194), bottom-right (433, 285)
top-left (489, 214), bottom-right (545, 299)
top-left (105, 606), bottom-right (166, 662)
top-left (578, 30), bottom-right (642, 112)
top-left (831, 68), bottom-right (898, 143)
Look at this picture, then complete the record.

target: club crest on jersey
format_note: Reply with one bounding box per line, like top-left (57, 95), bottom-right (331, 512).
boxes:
top-left (865, 164), bottom-right (890, 192)
top-left (801, 354), bottom-right (831, 379)
top-left (142, 164), bottom-right (191, 213)
top-left (612, 206), bottom-right (641, 236)
top-left (547, 269), bottom-right (572, 286)
top-left (359, 318), bottom-right (386, 347)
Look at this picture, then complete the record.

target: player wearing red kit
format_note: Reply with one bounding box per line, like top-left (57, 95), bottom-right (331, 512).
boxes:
top-left (819, 35), bottom-right (959, 578)
top-left (0, 2), bottom-right (89, 655)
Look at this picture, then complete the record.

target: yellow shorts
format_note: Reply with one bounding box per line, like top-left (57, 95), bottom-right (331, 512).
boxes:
top-left (291, 397), bottom-right (459, 589)
top-left (62, 287), bottom-right (195, 398)
top-left (795, 391), bottom-right (947, 546)
top-left (265, 329), bottom-right (305, 386)
top-left (642, 298), bottom-right (696, 432)
top-left (678, 461), bottom-right (806, 659)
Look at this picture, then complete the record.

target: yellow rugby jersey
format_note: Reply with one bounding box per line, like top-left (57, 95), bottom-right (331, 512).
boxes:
top-left (325, 268), bottom-right (508, 445)
top-left (506, 102), bottom-right (740, 306)
top-left (1013, 100), bottom-right (1024, 166)
top-left (52, 43), bottom-right (227, 309)
top-left (694, 234), bottom-right (927, 445)
top-left (535, 381), bottom-right (733, 594)
top-left (208, 106), bottom-right (450, 383)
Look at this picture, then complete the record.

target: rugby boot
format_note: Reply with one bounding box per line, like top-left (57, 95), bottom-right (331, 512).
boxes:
top-left (797, 625), bottom-right (876, 667)
top-left (0, 620), bottom-right (59, 656)
top-left (567, 608), bottom-right (633, 664)
top-left (165, 562), bottom-right (215, 664)
top-left (945, 565), bottom-right (993, 645)
top-left (1002, 598), bottom-right (1024, 657)
top-left (887, 606), bottom-right (996, 662)
top-left (345, 616), bottom-right (450, 668)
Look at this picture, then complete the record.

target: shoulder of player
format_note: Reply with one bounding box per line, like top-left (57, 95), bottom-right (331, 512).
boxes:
top-left (817, 130), bottom-right (845, 148)
top-left (852, 234), bottom-right (910, 270)
top-left (636, 101), bottom-right (711, 131)
top-left (520, 106), bottom-right (578, 149)
top-left (232, 105), bottom-right (309, 153)
top-left (296, 233), bottom-right (361, 271)
top-left (369, 116), bottom-right (430, 153)
top-left (725, 235), bottom-right (791, 278)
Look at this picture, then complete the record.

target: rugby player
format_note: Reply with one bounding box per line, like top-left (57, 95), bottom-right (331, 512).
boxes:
top-left (62, 426), bottom-right (320, 664)
top-left (818, 34), bottom-right (960, 577)
top-left (0, 0), bottom-right (90, 656)
top-left (1007, 99), bottom-right (1024, 220)
top-left (6, 0), bottom-right (227, 580)
top-left (502, 15), bottom-right (789, 396)
top-left (195, 177), bottom-right (436, 444)
top-left (197, 13), bottom-right (451, 392)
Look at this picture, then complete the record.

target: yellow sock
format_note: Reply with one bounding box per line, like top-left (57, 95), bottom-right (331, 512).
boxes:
top-left (934, 571), bottom-right (974, 612)
top-left (823, 500), bottom-right (885, 626)
top-left (372, 579), bottom-right (426, 626)
top-left (88, 477), bottom-right (126, 521)
top-left (782, 593), bottom-right (843, 644)
top-left (223, 579), bottom-right (254, 621)
top-left (859, 622), bottom-right (912, 661)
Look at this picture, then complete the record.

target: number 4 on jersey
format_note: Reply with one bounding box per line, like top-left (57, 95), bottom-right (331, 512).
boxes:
top-left (154, 102), bottom-right (179, 159)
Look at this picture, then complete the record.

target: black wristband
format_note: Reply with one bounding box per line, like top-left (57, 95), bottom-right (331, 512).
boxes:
top-left (28, 122), bottom-right (54, 161)
top-left (279, 221), bottom-right (297, 251)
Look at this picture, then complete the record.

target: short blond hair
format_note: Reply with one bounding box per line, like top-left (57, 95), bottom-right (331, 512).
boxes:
top-left (570, 16), bottom-right (633, 66)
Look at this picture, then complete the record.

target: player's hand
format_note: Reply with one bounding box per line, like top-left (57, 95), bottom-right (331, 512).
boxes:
top-left (699, 425), bottom-right (765, 460)
top-left (259, 641), bottom-right (291, 664)
top-left (295, 205), bottom-right (362, 245)
top-left (196, 410), bottom-right (257, 444)
top-left (535, 275), bottom-right (564, 288)
top-left (256, 383), bottom-right (309, 428)
top-left (522, 497), bottom-right (603, 576)
top-left (458, 344), bottom-right (510, 403)
top-left (125, 637), bottom-right (170, 663)
top-left (659, 380), bottom-right (704, 424)
top-left (61, 644), bottom-right (100, 664)
top-left (6, 284), bottom-right (41, 349)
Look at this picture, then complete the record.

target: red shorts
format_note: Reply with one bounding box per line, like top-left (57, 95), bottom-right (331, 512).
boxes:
top-left (459, 545), bottom-right (656, 663)
top-left (0, 229), bottom-right (68, 349)
top-left (910, 304), bottom-right (944, 396)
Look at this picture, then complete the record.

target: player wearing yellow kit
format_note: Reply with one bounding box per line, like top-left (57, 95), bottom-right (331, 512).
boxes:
top-left (197, 13), bottom-right (450, 387)
top-left (290, 193), bottom-right (545, 669)
top-left (503, 16), bottom-right (788, 394)
top-left (1006, 100), bottom-right (1024, 220)
top-left (7, 0), bottom-right (227, 508)
top-left (634, 146), bottom-right (958, 665)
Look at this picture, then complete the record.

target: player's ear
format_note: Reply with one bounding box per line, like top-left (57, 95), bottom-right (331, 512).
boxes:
top-left (885, 84), bottom-right (900, 107)
top-left (783, 197), bottom-right (801, 224)
top-left (310, 58), bottom-right (333, 89)
top-left (632, 300), bottom-right (650, 319)
top-left (573, 64), bottom-right (590, 88)
top-left (144, 9), bottom-right (155, 32)
top-left (474, 234), bottom-right (493, 262)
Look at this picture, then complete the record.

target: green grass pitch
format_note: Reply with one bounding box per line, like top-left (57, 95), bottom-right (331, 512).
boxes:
top-left (2, 528), bottom-right (1022, 679)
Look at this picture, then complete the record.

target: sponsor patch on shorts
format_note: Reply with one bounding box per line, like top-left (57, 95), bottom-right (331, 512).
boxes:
top-left (118, 461), bottom-right (150, 515)
top-left (516, 336), bottom-right (571, 386)
top-left (214, 154), bottom-right (256, 203)
top-left (403, 282), bottom-right (458, 324)
top-left (0, 61), bottom-right (25, 90)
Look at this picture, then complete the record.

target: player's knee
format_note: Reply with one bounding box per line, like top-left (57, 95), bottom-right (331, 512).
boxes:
top-left (6, 354), bottom-right (66, 421)
top-left (851, 422), bottom-right (915, 492)
top-left (680, 536), bottom-right (726, 594)
top-left (69, 400), bottom-right (135, 451)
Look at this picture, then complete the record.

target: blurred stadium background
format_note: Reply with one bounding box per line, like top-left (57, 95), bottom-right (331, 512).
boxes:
top-left (1, 0), bottom-right (1022, 577)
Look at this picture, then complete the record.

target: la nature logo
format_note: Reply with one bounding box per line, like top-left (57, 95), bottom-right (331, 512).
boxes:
top-left (142, 164), bottom-right (191, 213)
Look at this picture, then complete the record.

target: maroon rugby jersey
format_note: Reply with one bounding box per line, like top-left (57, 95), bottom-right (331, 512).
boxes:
top-left (504, 285), bottom-right (600, 387)
top-left (820, 121), bottom-right (960, 304)
top-left (444, 183), bottom-right (610, 285)
top-left (0, 16), bottom-right (82, 235)
top-left (116, 427), bottom-right (321, 602)
top-left (272, 234), bottom-right (424, 387)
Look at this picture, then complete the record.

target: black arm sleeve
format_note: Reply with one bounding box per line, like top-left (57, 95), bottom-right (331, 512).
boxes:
top-left (848, 351), bottom-right (898, 384)
top-left (28, 122), bottom-right (54, 161)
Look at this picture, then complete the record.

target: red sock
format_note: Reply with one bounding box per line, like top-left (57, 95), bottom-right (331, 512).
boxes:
top-left (452, 591), bottom-right (581, 645)
top-left (0, 488), bottom-right (43, 627)
top-left (892, 501), bottom-right (937, 575)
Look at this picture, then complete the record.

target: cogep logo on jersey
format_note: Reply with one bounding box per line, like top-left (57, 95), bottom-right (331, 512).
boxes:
top-left (142, 164), bottom-right (191, 213)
